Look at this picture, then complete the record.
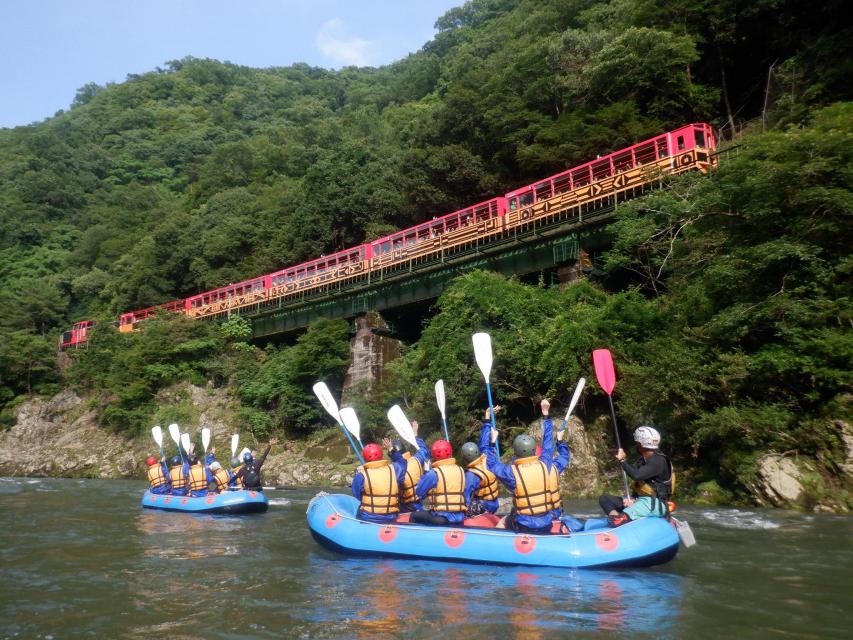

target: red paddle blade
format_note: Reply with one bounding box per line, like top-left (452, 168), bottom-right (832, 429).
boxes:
top-left (592, 349), bottom-right (617, 395)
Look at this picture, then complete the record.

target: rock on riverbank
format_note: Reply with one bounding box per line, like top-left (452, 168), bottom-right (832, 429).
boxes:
top-left (0, 388), bottom-right (355, 486)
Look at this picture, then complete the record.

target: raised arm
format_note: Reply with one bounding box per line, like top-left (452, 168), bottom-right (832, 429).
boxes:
top-left (485, 428), bottom-right (516, 490)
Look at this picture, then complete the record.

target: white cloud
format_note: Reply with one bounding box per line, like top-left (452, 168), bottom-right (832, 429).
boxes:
top-left (315, 18), bottom-right (373, 67)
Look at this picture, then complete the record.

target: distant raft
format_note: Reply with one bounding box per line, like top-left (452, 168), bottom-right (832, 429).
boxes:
top-left (142, 489), bottom-right (269, 514)
top-left (307, 493), bottom-right (679, 569)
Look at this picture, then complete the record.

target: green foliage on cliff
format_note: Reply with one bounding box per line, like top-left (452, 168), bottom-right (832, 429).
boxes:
top-left (0, 0), bottom-right (850, 499)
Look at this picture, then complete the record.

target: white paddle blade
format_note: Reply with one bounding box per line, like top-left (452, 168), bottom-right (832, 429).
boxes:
top-left (472, 333), bottom-right (494, 383)
top-left (565, 377), bottom-right (587, 420)
top-left (168, 423), bottom-right (180, 446)
top-left (180, 433), bottom-right (191, 455)
top-left (152, 426), bottom-right (163, 448)
top-left (201, 427), bottom-right (211, 453)
top-left (435, 380), bottom-right (446, 419)
top-left (339, 407), bottom-right (362, 444)
top-left (387, 405), bottom-right (417, 449)
top-left (231, 433), bottom-right (239, 457)
top-left (312, 382), bottom-right (342, 425)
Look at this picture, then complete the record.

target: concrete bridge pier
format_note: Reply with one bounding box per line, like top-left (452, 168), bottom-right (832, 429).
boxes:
top-left (556, 247), bottom-right (592, 286)
top-left (342, 311), bottom-right (401, 400)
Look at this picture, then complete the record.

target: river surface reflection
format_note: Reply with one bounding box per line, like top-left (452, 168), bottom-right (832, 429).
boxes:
top-left (1, 478), bottom-right (849, 639)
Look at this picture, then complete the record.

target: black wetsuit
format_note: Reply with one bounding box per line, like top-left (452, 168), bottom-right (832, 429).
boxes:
top-left (232, 444), bottom-right (271, 490)
top-left (599, 453), bottom-right (670, 514)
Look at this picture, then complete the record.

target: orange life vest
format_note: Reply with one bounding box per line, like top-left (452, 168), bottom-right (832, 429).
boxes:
top-left (147, 464), bottom-right (168, 489)
top-left (467, 454), bottom-right (499, 501)
top-left (511, 456), bottom-right (551, 516)
top-left (427, 458), bottom-right (466, 513)
top-left (169, 464), bottom-right (187, 491)
top-left (400, 452), bottom-right (423, 505)
top-left (360, 460), bottom-right (400, 515)
top-left (188, 463), bottom-right (209, 493)
top-left (212, 467), bottom-right (231, 492)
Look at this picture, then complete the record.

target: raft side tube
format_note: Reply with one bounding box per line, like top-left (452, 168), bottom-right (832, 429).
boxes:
top-left (307, 493), bottom-right (679, 570)
top-left (141, 489), bottom-right (269, 514)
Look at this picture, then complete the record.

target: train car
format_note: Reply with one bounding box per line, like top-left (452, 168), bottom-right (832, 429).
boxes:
top-left (118, 299), bottom-right (188, 333)
top-left (504, 123), bottom-right (716, 216)
top-left (506, 124), bottom-right (716, 218)
top-left (370, 197), bottom-right (507, 270)
top-left (266, 245), bottom-right (370, 303)
top-left (58, 320), bottom-right (96, 350)
top-left (186, 275), bottom-right (269, 320)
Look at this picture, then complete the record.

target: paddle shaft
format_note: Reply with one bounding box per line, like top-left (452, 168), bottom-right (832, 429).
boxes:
top-left (339, 424), bottom-right (365, 465)
top-left (486, 382), bottom-right (500, 458)
top-left (441, 417), bottom-right (449, 441)
top-left (606, 394), bottom-right (630, 497)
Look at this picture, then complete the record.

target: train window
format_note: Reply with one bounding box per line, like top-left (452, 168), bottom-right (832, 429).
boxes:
top-left (657, 140), bottom-right (668, 158)
top-left (553, 174), bottom-right (572, 194)
top-left (694, 130), bottom-right (705, 147)
top-left (519, 192), bottom-right (533, 207)
top-left (613, 151), bottom-right (632, 172)
top-left (591, 159), bottom-right (610, 181)
top-left (677, 136), bottom-right (685, 150)
top-left (509, 198), bottom-right (517, 211)
top-left (380, 241), bottom-right (390, 254)
top-left (635, 142), bottom-right (654, 164)
top-left (571, 168), bottom-right (590, 186)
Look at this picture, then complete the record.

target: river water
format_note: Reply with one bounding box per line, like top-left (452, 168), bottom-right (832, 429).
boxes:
top-left (1, 478), bottom-right (849, 639)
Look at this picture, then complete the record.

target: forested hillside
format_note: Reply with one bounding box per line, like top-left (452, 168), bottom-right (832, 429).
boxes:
top-left (0, 0), bottom-right (850, 503)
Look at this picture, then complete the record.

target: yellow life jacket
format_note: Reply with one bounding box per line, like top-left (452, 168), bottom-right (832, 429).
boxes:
top-left (360, 460), bottom-right (400, 515)
top-left (400, 452), bottom-right (423, 505)
top-left (467, 454), bottom-right (499, 501)
top-left (427, 458), bottom-right (467, 513)
top-left (169, 464), bottom-right (187, 490)
top-left (232, 464), bottom-right (245, 489)
top-left (147, 464), bottom-right (168, 489)
top-left (511, 456), bottom-right (551, 516)
top-left (212, 467), bottom-right (231, 492)
top-left (546, 463), bottom-right (562, 512)
top-left (188, 463), bottom-right (209, 493)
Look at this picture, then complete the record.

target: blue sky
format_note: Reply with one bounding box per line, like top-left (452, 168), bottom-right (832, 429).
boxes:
top-left (0, 0), bottom-right (462, 128)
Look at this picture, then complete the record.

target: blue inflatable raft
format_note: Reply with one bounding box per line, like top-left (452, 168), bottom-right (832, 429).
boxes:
top-left (142, 489), bottom-right (269, 514)
top-left (307, 493), bottom-right (679, 569)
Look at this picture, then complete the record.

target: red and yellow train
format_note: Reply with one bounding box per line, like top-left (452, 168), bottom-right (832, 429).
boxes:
top-left (60, 123), bottom-right (716, 349)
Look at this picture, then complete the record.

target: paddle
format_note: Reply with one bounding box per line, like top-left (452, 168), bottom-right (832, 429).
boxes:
top-left (312, 382), bottom-right (364, 464)
top-left (152, 425), bottom-right (165, 462)
top-left (435, 379), bottom-right (449, 441)
top-left (168, 423), bottom-right (183, 463)
top-left (387, 405), bottom-right (418, 449)
top-left (201, 427), bottom-right (211, 459)
top-left (593, 349), bottom-right (630, 497)
top-left (339, 408), bottom-right (363, 449)
top-left (560, 378), bottom-right (587, 432)
top-left (231, 433), bottom-right (239, 458)
top-left (180, 433), bottom-right (192, 461)
top-left (472, 332), bottom-right (500, 456)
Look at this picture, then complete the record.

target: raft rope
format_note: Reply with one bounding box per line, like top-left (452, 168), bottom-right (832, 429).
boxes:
top-left (310, 492), bottom-right (629, 539)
